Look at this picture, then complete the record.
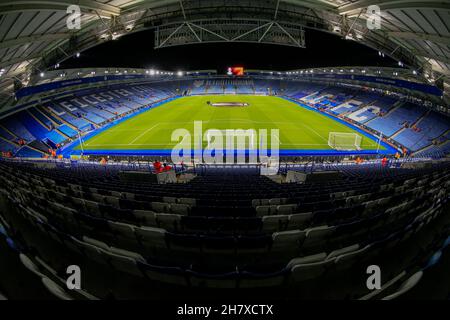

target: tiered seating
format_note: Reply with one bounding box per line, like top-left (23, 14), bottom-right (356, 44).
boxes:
top-left (205, 80), bottom-right (222, 94)
top-left (1, 117), bottom-right (35, 142)
top-left (366, 103), bottom-right (426, 137)
top-left (224, 80), bottom-right (235, 94)
top-left (253, 80), bottom-right (274, 94)
top-left (45, 103), bottom-right (92, 132)
top-left (0, 139), bottom-right (18, 153)
top-left (16, 112), bottom-right (66, 144)
top-left (395, 112), bottom-right (450, 152)
top-left (235, 80), bottom-right (254, 94)
top-left (344, 96), bottom-right (396, 123)
top-left (330, 100), bottom-right (362, 115)
top-left (289, 83), bottom-right (324, 99)
top-left (14, 147), bottom-right (43, 158)
top-left (0, 159), bottom-right (448, 299)
top-left (58, 124), bottom-right (77, 138)
top-left (0, 126), bottom-right (16, 141)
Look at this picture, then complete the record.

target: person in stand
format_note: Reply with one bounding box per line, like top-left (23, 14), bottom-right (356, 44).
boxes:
top-left (100, 157), bottom-right (107, 165)
top-left (381, 156), bottom-right (388, 167)
top-left (153, 160), bottom-right (163, 173)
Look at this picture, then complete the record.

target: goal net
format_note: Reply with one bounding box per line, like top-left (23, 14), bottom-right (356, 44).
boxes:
top-left (328, 132), bottom-right (362, 151)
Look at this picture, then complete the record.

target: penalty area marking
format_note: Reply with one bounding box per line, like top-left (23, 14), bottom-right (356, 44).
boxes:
top-left (128, 124), bottom-right (160, 145)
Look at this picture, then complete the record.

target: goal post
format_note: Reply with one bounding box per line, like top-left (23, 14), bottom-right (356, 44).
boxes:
top-left (328, 132), bottom-right (362, 151)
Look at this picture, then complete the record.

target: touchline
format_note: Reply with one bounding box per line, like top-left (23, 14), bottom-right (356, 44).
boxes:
top-left (170, 120), bottom-right (280, 167)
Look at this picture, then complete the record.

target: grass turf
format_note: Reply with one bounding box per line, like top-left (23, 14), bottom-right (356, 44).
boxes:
top-left (76, 95), bottom-right (383, 152)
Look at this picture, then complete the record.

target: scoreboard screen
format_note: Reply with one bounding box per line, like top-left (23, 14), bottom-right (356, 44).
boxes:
top-left (227, 66), bottom-right (245, 76)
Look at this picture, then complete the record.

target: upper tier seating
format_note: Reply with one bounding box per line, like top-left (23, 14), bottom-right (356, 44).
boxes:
top-left (0, 80), bottom-right (449, 159)
top-left (0, 159), bottom-right (448, 299)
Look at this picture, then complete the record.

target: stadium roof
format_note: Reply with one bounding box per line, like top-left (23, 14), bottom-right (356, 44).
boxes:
top-left (0, 0), bottom-right (449, 106)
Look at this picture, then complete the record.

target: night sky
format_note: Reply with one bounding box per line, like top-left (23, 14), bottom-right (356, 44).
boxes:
top-left (61, 28), bottom-right (398, 73)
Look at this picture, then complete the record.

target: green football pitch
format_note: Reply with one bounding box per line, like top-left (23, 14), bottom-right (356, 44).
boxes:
top-left (75, 95), bottom-right (383, 153)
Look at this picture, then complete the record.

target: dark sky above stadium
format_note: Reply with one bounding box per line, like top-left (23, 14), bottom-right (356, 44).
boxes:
top-left (61, 28), bottom-right (398, 73)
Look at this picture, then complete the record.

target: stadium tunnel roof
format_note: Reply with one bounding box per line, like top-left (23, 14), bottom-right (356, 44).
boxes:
top-left (0, 0), bottom-right (449, 107)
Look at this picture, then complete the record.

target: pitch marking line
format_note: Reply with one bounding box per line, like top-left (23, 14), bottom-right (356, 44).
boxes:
top-left (300, 123), bottom-right (328, 143)
top-left (128, 124), bottom-right (160, 145)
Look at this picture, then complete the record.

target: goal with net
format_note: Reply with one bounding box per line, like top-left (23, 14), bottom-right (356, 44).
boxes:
top-left (328, 132), bottom-right (362, 151)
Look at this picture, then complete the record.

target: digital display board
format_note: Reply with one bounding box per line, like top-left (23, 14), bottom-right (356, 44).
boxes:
top-left (227, 66), bottom-right (245, 76)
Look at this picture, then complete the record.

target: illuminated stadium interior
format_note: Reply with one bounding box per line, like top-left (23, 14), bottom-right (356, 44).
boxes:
top-left (0, 0), bottom-right (449, 307)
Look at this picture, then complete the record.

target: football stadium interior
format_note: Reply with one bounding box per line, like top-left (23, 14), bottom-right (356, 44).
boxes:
top-left (0, 0), bottom-right (449, 306)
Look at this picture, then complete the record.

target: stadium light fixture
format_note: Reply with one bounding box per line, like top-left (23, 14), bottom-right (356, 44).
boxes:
top-left (40, 72), bottom-right (45, 78)
top-left (177, 71), bottom-right (183, 76)
top-left (76, 52), bottom-right (80, 58)
top-left (412, 70), bottom-right (417, 75)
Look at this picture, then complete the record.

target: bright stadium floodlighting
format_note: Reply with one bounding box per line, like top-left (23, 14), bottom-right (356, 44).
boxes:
top-left (76, 52), bottom-right (80, 58)
top-left (413, 70), bottom-right (417, 75)
top-left (177, 71), bottom-right (183, 76)
top-left (40, 72), bottom-right (45, 78)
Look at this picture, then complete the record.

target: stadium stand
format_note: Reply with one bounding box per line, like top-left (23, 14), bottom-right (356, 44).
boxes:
top-left (1, 80), bottom-right (449, 158)
top-left (0, 159), bottom-right (448, 299)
